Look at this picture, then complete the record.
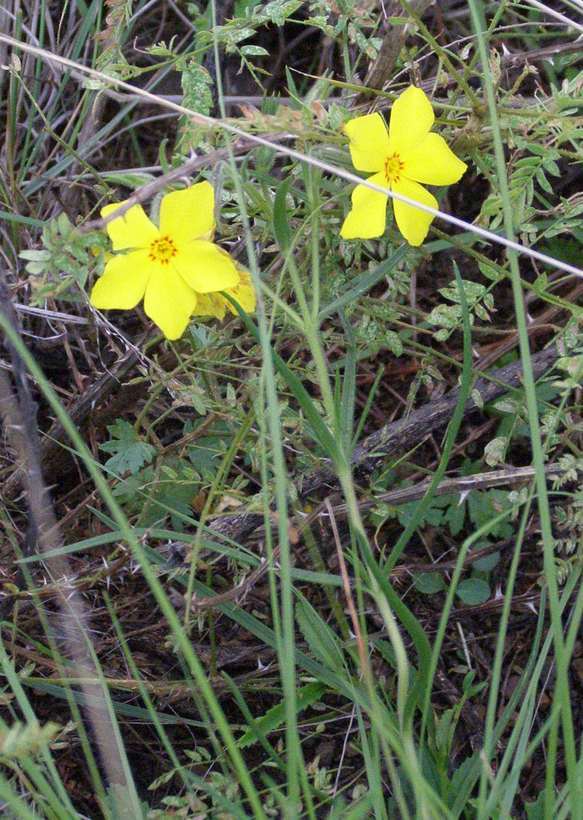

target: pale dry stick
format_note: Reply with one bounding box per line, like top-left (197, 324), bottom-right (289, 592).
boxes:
top-left (188, 460), bottom-right (566, 612)
top-left (1, 33), bottom-right (583, 280)
top-left (13, 303), bottom-right (89, 325)
top-left (0, 367), bottom-right (137, 809)
top-left (0, 266), bottom-right (138, 810)
top-left (521, 0), bottom-right (583, 32)
top-left (324, 497), bottom-right (369, 677)
top-left (331, 703), bottom-right (358, 797)
top-left (357, 0), bottom-right (433, 100)
top-left (331, 463), bottom-right (563, 516)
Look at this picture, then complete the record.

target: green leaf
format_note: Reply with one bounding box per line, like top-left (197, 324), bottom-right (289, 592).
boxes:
top-left (100, 419), bottom-right (156, 476)
top-left (19, 249), bottom-right (51, 262)
top-left (296, 597), bottom-right (346, 673)
top-left (456, 578), bottom-right (490, 606)
top-left (240, 45), bottom-right (269, 56)
top-left (385, 330), bottom-right (403, 357)
top-left (319, 244), bottom-right (408, 321)
top-left (137, 457), bottom-right (199, 529)
top-left (273, 178), bottom-right (292, 252)
top-left (413, 572), bottom-right (446, 594)
top-left (179, 61), bottom-right (213, 117)
top-left (483, 436), bottom-right (508, 467)
top-left (263, 0), bottom-right (302, 26)
top-left (444, 498), bottom-right (466, 536)
top-left (524, 791), bottom-right (546, 819)
top-left (99, 172), bottom-right (155, 189)
top-left (238, 682), bottom-right (325, 748)
top-left (470, 550), bottom-right (500, 572)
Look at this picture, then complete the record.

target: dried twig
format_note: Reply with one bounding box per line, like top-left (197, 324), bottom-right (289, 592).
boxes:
top-left (356, 0), bottom-right (433, 102)
top-left (0, 272), bottom-right (136, 802)
top-left (325, 498), bottom-right (369, 675)
top-left (303, 345), bottom-right (560, 495)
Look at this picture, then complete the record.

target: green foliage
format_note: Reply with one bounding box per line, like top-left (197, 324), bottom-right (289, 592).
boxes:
top-left (478, 95), bottom-right (583, 257)
top-left (19, 213), bottom-right (107, 300)
top-left (296, 597), bottom-right (346, 673)
top-left (0, 720), bottom-right (61, 760)
top-left (456, 577), bottom-right (490, 606)
top-left (238, 682), bottom-right (326, 748)
top-left (428, 277), bottom-right (494, 342)
top-left (413, 572), bottom-right (445, 594)
top-left (100, 419), bottom-right (156, 477)
top-left (389, 483), bottom-right (515, 541)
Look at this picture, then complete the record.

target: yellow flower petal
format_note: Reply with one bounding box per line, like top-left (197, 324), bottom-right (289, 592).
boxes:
top-left (344, 113), bottom-right (390, 173)
top-left (159, 182), bottom-right (215, 244)
top-left (389, 86), bottom-right (434, 155)
top-left (340, 172), bottom-right (388, 240)
top-left (143, 268), bottom-right (197, 340)
top-left (403, 133), bottom-right (467, 186)
top-left (392, 177), bottom-right (437, 247)
top-left (224, 270), bottom-right (256, 315)
top-left (192, 292), bottom-right (227, 320)
top-left (90, 251), bottom-right (149, 309)
top-left (175, 240), bottom-right (239, 293)
top-left (101, 203), bottom-right (159, 251)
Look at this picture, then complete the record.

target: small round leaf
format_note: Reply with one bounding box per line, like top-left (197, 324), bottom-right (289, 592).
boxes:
top-left (456, 578), bottom-right (490, 606)
top-left (414, 572), bottom-right (446, 595)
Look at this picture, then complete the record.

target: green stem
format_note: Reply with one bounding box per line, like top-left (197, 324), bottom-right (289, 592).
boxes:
top-left (467, 2), bottom-right (579, 815)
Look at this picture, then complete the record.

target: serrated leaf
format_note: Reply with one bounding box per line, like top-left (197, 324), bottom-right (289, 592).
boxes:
top-left (180, 61), bottom-right (213, 117)
top-left (428, 304), bottom-right (462, 329)
top-left (263, 0), bottom-right (302, 26)
top-left (0, 720), bottom-right (61, 759)
top-left (100, 419), bottom-right (156, 476)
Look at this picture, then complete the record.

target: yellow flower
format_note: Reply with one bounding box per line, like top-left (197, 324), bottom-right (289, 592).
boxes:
top-left (90, 182), bottom-right (240, 340)
top-left (340, 86), bottom-right (467, 246)
top-left (192, 270), bottom-right (257, 320)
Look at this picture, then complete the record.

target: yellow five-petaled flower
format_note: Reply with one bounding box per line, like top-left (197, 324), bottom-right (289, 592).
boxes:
top-left (90, 182), bottom-right (255, 340)
top-left (341, 85), bottom-right (467, 246)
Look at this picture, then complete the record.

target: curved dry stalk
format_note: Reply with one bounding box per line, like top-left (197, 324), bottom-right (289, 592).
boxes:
top-left (0, 277), bottom-right (138, 813)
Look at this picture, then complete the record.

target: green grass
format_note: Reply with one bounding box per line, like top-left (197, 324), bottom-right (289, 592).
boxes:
top-left (0, 0), bottom-right (582, 817)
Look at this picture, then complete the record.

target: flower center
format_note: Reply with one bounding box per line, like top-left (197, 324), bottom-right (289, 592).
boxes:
top-left (148, 235), bottom-right (177, 266)
top-left (384, 152), bottom-right (405, 184)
